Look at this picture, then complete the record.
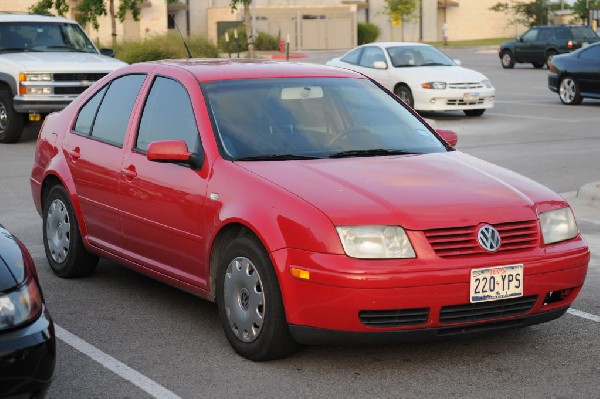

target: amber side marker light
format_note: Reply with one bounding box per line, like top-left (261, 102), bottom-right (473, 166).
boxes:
top-left (290, 267), bottom-right (310, 280)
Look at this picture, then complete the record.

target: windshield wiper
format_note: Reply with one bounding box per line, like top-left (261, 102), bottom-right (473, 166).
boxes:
top-left (236, 153), bottom-right (323, 161)
top-left (0, 47), bottom-right (27, 53)
top-left (329, 149), bottom-right (416, 158)
top-left (421, 62), bottom-right (447, 66)
top-left (46, 45), bottom-right (90, 53)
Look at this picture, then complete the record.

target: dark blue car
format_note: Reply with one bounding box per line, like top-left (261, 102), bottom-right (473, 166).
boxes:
top-left (548, 41), bottom-right (600, 105)
top-left (0, 225), bottom-right (55, 398)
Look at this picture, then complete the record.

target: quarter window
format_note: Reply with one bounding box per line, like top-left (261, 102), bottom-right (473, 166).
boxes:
top-left (90, 74), bottom-right (146, 146)
top-left (73, 86), bottom-right (107, 135)
top-left (359, 47), bottom-right (386, 68)
top-left (341, 48), bottom-right (362, 65)
top-left (136, 76), bottom-right (199, 152)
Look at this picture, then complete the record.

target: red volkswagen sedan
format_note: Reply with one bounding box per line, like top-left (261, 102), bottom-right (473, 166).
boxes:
top-left (30, 60), bottom-right (589, 361)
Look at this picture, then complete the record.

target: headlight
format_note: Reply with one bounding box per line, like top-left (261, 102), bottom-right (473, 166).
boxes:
top-left (20, 73), bottom-right (52, 82)
top-left (0, 278), bottom-right (43, 331)
top-left (421, 82), bottom-right (446, 90)
top-left (336, 226), bottom-right (415, 259)
top-left (539, 207), bottom-right (578, 245)
top-left (482, 79), bottom-right (494, 88)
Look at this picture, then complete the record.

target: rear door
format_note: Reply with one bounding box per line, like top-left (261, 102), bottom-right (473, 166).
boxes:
top-left (118, 70), bottom-right (210, 288)
top-left (63, 74), bottom-right (146, 251)
top-left (576, 45), bottom-right (600, 95)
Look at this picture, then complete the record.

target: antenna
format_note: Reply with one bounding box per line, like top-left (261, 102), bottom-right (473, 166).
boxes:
top-left (169, 14), bottom-right (192, 59)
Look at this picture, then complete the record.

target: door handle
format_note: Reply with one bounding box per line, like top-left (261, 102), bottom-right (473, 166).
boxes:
top-left (121, 165), bottom-right (137, 179)
top-left (68, 147), bottom-right (81, 160)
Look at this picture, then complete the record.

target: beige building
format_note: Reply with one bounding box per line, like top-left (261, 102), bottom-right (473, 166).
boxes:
top-left (6, 0), bottom-right (528, 49)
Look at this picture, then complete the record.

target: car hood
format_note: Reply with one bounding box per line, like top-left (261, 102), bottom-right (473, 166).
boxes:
top-left (393, 65), bottom-right (488, 83)
top-left (0, 227), bottom-right (25, 292)
top-left (0, 52), bottom-right (126, 72)
top-left (239, 151), bottom-right (561, 230)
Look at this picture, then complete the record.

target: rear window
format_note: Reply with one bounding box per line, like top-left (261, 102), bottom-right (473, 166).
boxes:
top-left (570, 26), bottom-right (599, 40)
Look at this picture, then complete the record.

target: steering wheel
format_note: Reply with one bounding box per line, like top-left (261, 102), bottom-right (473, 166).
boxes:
top-left (327, 126), bottom-right (370, 146)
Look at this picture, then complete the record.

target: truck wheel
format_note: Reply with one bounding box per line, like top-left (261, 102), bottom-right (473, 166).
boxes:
top-left (0, 90), bottom-right (25, 143)
top-left (500, 50), bottom-right (514, 69)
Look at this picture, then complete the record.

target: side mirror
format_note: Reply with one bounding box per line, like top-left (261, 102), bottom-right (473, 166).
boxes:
top-left (517, 36), bottom-right (523, 42)
top-left (436, 129), bottom-right (458, 147)
top-left (146, 140), bottom-right (203, 169)
top-left (373, 60), bottom-right (388, 69)
top-left (99, 48), bottom-right (115, 57)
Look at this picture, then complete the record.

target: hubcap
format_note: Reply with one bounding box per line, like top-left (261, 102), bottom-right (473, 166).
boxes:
top-left (559, 78), bottom-right (575, 103)
top-left (502, 53), bottom-right (511, 66)
top-left (223, 256), bottom-right (265, 343)
top-left (46, 199), bottom-right (70, 263)
top-left (0, 102), bottom-right (7, 133)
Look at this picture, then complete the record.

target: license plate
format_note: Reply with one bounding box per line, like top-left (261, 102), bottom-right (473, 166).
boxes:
top-left (470, 264), bottom-right (523, 303)
top-left (463, 92), bottom-right (480, 103)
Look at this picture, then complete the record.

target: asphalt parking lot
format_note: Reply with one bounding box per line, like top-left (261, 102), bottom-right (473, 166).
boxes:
top-left (1, 47), bottom-right (599, 398)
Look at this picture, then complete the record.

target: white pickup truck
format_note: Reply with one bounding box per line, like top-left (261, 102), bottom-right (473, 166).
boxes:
top-left (0, 13), bottom-right (126, 143)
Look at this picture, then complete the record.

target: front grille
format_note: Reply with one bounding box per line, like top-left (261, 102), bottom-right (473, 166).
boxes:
top-left (448, 82), bottom-right (484, 89)
top-left (54, 87), bottom-right (88, 95)
top-left (53, 73), bottom-right (108, 82)
top-left (446, 98), bottom-right (486, 106)
top-left (424, 220), bottom-right (539, 257)
top-left (359, 308), bottom-right (429, 328)
top-left (439, 295), bottom-right (537, 324)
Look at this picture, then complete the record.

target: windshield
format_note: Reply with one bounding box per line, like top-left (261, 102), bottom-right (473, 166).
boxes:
top-left (386, 46), bottom-right (455, 67)
top-left (202, 77), bottom-right (448, 161)
top-left (0, 22), bottom-right (97, 53)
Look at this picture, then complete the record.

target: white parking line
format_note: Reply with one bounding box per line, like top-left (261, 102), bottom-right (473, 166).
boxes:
top-left (567, 308), bottom-right (600, 322)
top-left (485, 112), bottom-right (577, 123)
top-left (55, 325), bottom-right (182, 399)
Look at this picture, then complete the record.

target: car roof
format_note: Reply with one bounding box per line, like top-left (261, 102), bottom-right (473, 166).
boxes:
top-left (362, 42), bottom-right (432, 48)
top-left (0, 12), bottom-right (77, 24)
top-left (143, 59), bottom-right (365, 83)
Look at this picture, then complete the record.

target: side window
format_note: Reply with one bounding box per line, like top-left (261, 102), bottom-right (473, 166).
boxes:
top-left (579, 45), bottom-right (600, 61)
top-left (341, 48), bottom-right (362, 65)
top-left (73, 86), bottom-right (108, 135)
top-left (522, 28), bottom-right (539, 41)
top-left (136, 76), bottom-right (199, 152)
top-left (91, 74), bottom-right (146, 146)
top-left (556, 28), bottom-right (569, 40)
top-left (538, 29), bottom-right (554, 41)
top-left (359, 46), bottom-right (386, 68)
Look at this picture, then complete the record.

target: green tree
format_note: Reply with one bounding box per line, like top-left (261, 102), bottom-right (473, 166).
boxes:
top-left (30, 0), bottom-right (178, 46)
top-left (572, 0), bottom-right (600, 22)
top-left (491, 0), bottom-right (553, 27)
top-left (383, 0), bottom-right (418, 41)
top-left (229, 1), bottom-right (255, 58)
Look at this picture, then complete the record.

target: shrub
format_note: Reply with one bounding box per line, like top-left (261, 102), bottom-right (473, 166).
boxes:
top-left (218, 29), bottom-right (280, 53)
top-left (254, 31), bottom-right (279, 51)
top-left (113, 33), bottom-right (219, 63)
top-left (358, 22), bottom-right (380, 45)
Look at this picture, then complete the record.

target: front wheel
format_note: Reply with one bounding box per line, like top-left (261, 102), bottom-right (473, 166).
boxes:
top-left (464, 109), bottom-right (485, 117)
top-left (43, 185), bottom-right (99, 278)
top-left (394, 84), bottom-right (414, 108)
top-left (0, 90), bottom-right (25, 143)
top-left (500, 50), bottom-right (514, 69)
top-left (216, 236), bottom-right (298, 361)
top-left (559, 76), bottom-right (582, 105)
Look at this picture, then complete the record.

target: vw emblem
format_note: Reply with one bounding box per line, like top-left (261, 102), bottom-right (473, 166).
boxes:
top-left (477, 225), bottom-right (501, 252)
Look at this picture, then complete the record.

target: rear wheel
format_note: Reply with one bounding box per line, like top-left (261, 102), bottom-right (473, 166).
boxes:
top-left (464, 109), bottom-right (485, 117)
top-left (43, 185), bottom-right (99, 278)
top-left (500, 50), bottom-right (514, 69)
top-left (558, 76), bottom-right (582, 105)
top-left (216, 235), bottom-right (298, 361)
top-left (545, 50), bottom-right (558, 68)
top-left (394, 84), bottom-right (414, 108)
top-left (0, 90), bottom-right (24, 143)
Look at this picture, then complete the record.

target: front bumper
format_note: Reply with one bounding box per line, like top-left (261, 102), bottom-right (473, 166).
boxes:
top-left (13, 95), bottom-right (76, 114)
top-left (273, 241), bottom-right (589, 343)
top-left (413, 87), bottom-right (495, 112)
top-left (0, 307), bottom-right (56, 398)
top-left (548, 73), bottom-right (560, 93)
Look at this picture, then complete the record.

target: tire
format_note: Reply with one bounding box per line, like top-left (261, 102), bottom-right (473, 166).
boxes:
top-left (545, 50), bottom-right (558, 68)
top-left (216, 235), bottom-right (298, 361)
top-left (500, 50), bottom-right (514, 69)
top-left (0, 90), bottom-right (25, 143)
top-left (532, 62), bottom-right (544, 69)
top-left (464, 109), bottom-right (485, 117)
top-left (43, 185), bottom-right (99, 278)
top-left (558, 76), bottom-right (582, 105)
top-left (394, 84), bottom-right (414, 108)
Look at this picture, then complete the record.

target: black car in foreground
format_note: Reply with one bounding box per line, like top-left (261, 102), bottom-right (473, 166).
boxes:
top-left (0, 225), bottom-right (55, 398)
top-left (548, 41), bottom-right (600, 105)
top-left (500, 25), bottom-right (600, 69)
